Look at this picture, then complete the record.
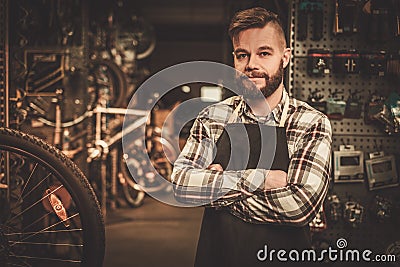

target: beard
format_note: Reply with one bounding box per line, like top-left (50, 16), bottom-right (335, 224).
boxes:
top-left (237, 59), bottom-right (284, 100)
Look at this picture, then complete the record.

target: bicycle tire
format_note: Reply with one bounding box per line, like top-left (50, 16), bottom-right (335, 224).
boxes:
top-left (120, 133), bottom-right (176, 194)
top-left (118, 171), bottom-right (145, 208)
top-left (0, 127), bottom-right (105, 267)
top-left (120, 155), bottom-right (167, 193)
top-left (89, 59), bottom-right (128, 108)
top-left (120, 16), bottom-right (156, 60)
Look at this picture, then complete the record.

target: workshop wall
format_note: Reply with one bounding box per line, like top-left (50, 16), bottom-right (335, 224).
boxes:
top-left (288, 0), bottom-right (400, 260)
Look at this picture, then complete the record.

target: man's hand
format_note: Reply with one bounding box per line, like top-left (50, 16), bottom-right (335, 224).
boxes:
top-left (207, 164), bottom-right (223, 171)
top-left (264, 170), bottom-right (288, 189)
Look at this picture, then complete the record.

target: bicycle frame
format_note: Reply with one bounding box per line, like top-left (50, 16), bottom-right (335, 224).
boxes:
top-left (87, 105), bottom-right (148, 216)
top-left (93, 106), bottom-right (148, 151)
top-left (88, 104), bottom-right (179, 215)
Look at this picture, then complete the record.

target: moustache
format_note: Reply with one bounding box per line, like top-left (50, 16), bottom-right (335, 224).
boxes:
top-left (242, 71), bottom-right (269, 79)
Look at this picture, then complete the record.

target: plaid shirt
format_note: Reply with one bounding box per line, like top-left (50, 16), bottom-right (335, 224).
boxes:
top-left (171, 90), bottom-right (332, 226)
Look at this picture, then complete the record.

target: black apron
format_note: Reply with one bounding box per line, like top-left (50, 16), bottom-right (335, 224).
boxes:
top-left (195, 98), bottom-right (311, 267)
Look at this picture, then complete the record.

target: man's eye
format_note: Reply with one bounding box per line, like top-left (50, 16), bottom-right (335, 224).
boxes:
top-left (236, 54), bottom-right (248, 60)
top-left (260, 52), bottom-right (271, 57)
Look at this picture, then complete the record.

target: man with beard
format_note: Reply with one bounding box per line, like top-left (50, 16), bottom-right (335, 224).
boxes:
top-left (171, 7), bottom-right (332, 267)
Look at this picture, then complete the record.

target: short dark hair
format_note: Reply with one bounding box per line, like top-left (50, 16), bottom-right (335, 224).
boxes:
top-left (228, 7), bottom-right (286, 47)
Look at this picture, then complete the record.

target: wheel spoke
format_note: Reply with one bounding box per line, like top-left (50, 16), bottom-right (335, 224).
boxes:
top-left (9, 241), bottom-right (83, 247)
top-left (21, 210), bottom-right (53, 232)
top-left (4, 228), bottom-right (83, 236)
top-left (7, 251), bottom-right (33, 267)
top-left (6, 184), bottom-right (63, 224)
top-left (17, 163), bottom-right (39, 201)
top-left (8, 263), bottom-right (31, 267)
top-left (8, 253), bottom-right (32, 267)
top-left (9, 172), bottom-right (52, 214)
top-left (9, 254), bottom-right (82, 264)
top-left (9, 212), bottom-right (80, 247)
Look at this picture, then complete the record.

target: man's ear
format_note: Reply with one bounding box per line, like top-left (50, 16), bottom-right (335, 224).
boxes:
top-left (282, 48), bottom-right (291, 69)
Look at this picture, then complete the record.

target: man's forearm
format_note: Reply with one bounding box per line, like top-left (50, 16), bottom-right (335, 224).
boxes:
top-left (171, 160), bottom-right (268, 206)
top-left (231, 134), bottom-right (332, 226)
top-left (239, 174), bottom-right (329, 226)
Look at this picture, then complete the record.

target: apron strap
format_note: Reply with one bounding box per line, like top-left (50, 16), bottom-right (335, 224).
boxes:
top-left (279, 96), bottom-right (290, 128)
top-left (228, 97), bottom-right (243, 124)
top-left (228, 95), bottom-right (290, 126)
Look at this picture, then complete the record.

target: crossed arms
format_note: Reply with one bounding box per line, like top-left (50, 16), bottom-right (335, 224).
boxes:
top-left (171, 110), bottom-right (332, 226)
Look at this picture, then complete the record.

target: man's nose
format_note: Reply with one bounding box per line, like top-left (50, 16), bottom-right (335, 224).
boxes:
top-left (245, 54), bottom-right (260, 71)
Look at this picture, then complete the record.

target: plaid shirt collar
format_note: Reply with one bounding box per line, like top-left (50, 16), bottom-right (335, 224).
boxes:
top-left (226, 89), bottom-right (289, 124)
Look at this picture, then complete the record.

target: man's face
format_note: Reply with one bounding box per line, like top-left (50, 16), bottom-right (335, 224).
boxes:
top-left (233, 24), bottom-right (290, 99)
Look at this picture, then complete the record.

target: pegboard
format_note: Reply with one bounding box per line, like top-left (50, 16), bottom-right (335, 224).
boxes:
top-left (0, 0), bottom-right (7, 128)
top-left (288, 0), bottom-right (400, 151)
top-left (288, 0), bottom-right (400, 257)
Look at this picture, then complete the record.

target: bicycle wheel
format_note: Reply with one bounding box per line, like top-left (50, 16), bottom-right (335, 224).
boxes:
top-left (120, 132), bottom-right (177, 194)
top-left (89, 59), bottom-right (128, 108)
top-left (118, 170), bottom-right (146, 208)
top-left (0, 127), bottom-right (104, 267)
top-left (117, 16), bottom-right (156, 60)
